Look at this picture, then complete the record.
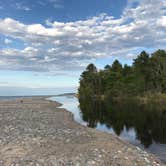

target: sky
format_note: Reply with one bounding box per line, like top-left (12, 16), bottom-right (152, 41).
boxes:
top-left (0, 0), bottom-right (166, 95)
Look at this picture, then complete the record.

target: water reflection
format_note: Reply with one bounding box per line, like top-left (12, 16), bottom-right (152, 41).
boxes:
top-left (79, 98), bottom-right (166, 148)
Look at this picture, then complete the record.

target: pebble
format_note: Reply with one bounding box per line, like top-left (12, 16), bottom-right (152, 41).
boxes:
top-left (87, 160), bottom-right (96, 165)
top-left (124, 156), bottom-right (129, 160)
top-left (144, 157), bottom-right (150, 164)
top-left (98, 154), bottom-right (102, 158)
top-left (113, 155), bottom-right (118, 159)
top-left (136, 147), bottom-right (141, 151)
top-left (66, 139), bottom-right (70, 143)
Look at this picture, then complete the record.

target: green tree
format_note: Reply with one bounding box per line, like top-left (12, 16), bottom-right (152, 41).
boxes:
top-left (78, 49), bottom-right (166, 100)
top-left (111, 60), bottom-right (122, 73)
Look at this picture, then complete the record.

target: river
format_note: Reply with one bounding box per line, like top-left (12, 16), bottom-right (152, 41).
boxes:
top-left (49, 95), bottom-right (166, 163)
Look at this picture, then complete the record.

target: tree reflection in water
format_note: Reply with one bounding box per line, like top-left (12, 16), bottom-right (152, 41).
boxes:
top-left (79, 97), bottom-right (166, 148)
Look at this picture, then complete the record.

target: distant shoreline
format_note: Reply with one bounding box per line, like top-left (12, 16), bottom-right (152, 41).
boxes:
top-left (0, 93), bottom-right (76, 98)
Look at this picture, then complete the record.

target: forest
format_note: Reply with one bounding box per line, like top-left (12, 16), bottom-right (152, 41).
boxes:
top-left (78, 49), bottom-right (166, 101)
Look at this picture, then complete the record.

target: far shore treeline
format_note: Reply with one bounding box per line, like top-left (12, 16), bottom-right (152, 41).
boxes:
top-left (78, 49), bottom-right (166, 102)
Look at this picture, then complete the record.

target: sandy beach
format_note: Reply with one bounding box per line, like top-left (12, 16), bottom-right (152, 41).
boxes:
top-left (0, 97), bottom-right (164, 166)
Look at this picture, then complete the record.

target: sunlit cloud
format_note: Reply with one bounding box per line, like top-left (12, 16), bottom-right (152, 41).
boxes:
top-left (0, 0), bottom-right (166, 73)
top-left (4, 38), bottom-right (12, 44)
top-left (15, 2), bottom-right (31, 11)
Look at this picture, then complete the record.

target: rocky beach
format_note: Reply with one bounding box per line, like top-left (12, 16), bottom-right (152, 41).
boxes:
top-left (0, 97), bottom-right (164, 166)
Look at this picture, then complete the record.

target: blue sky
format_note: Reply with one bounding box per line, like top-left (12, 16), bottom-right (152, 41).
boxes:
top-left (0, 0), bottom-right (166, 95)
top-left (0, 0), bottom-right (127, 23)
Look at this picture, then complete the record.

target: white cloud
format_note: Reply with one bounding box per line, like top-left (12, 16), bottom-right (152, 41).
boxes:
top-left (38, 0), bottom-right (63, 8)
top-left (0, 0), bottom-right (166, 73)
top-left (4, 38), bottom-right (12, 44)
top-left (157, 16), bottom-right (166, 26)
top-left (48, 0), bottom-right (63, 8)
top-left (15, 2), bottom-right (31, 11)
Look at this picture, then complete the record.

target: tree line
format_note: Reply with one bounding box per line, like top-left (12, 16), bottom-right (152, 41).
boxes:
top-left (78, 49), bottom-right (166, 100)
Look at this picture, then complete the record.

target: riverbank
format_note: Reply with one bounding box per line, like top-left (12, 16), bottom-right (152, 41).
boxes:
top-left (0, 97), bottom-right (164, 166)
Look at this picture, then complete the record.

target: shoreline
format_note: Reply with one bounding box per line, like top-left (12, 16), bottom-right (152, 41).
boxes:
top-left (0, 96), bottom-right (164, 165)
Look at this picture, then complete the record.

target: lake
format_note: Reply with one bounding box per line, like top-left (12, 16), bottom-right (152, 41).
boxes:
top-left (49, 95), bottom-right (166, 163)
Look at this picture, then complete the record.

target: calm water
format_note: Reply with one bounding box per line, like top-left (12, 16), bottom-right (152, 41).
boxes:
top-left (0, 87), bottom-right (76, 97)
top-left (49, 95), bottom-right (166, 163)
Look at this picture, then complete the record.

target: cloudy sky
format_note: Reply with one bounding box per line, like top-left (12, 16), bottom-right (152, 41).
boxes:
top-left (0, 0), bottom-right (166, 95)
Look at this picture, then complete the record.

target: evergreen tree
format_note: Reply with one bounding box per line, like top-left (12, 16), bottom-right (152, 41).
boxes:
top-left (78, 49), bottom-right (166, 99)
